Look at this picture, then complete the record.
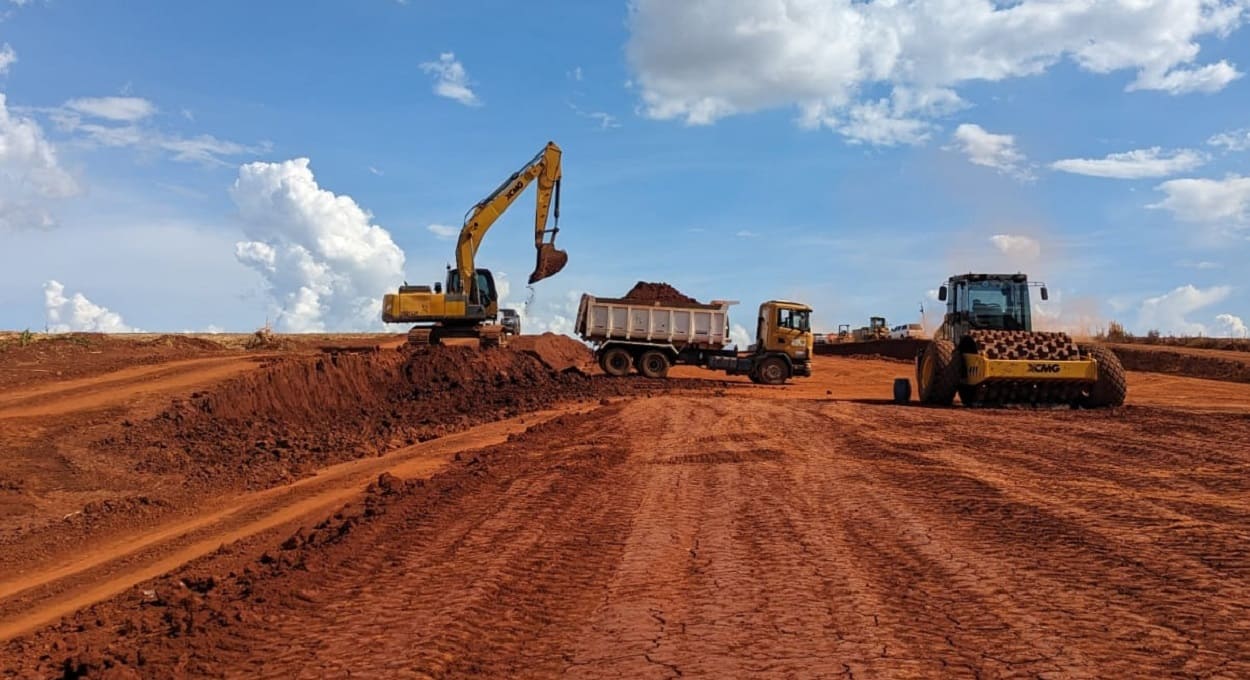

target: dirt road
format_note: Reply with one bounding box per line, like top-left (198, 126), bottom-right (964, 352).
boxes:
top-left (5, 368), bottom-right (1247, 677)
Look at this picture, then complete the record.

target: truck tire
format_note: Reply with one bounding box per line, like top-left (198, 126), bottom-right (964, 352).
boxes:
top-left (916, 340), bottom-right (960, 406)
top-left (756, 356), bottom-right (790, 385)
top-left (637, 350), bottom-right (670, 379)
top-left (600, 347), bottom-right (633, 377)
top-left (1081, 344), bottom-right (1127, 408)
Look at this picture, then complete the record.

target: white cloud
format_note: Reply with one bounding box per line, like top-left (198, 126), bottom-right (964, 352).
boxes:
top-left (0, 44), bottom-right (15, 75)
top-left (730, 323), bottom-right (751, 350)
top-left (570, 66), bottom-right (583, 81)
top-left (64, 96), bottom-right (155, 122)
top-left (1127, 61), bottom-right (1242, 94)
top-left (43, 280), bottom-right (138, 333)
top-left (1150, 175), bottom-right (1250, 223)
top-left (420, 52), bottom-right (480, 106)
top-left (0, 94), bottom-right (80, 230)
top-left (1051, 147), bottom-right (1205, 179)
top-left (989, 234), bottom-right (1041, 260)
top-left (949, 124), bottom-right (1031, 179)
top-left (230, 158), bottom-right (406, 332)
top-left (499, 276), bottom-right (580, 336)
top-left (627, 0), bottom-right (1250, 143)
top-left (1214, 313), bottom-right (1249, 337)
top-left (1137, 283), bottom-right (1230, 335)
top-left (1209, 128), bottom-right (1250, 151)
top-left (427, 223), bottom-right (458, 240)
top-left (736, 229), bottom-right (759, 238)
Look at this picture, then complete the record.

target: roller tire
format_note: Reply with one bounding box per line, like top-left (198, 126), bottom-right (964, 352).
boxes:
top-left (600, 347), bottom-right (633, 377)
top-left (1081, 344), bottom-right (1127, 408)
top-left (917, 340), bottom-right (961, 406)
top-left (637, 350), bottom-right (670, 379)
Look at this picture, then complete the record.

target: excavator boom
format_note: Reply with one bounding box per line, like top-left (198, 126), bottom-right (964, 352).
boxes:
top-left (455, 141), bottom-right (568, 292)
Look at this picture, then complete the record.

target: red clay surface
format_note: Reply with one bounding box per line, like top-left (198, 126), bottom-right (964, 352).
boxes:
top-left (1, 337), bottom-right (1248, 678)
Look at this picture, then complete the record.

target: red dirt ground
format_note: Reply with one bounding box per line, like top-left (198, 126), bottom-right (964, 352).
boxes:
top-left (1, 337), bottom-right (1248, 678)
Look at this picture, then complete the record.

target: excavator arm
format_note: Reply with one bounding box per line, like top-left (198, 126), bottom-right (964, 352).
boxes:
top-left (454, 141), bottom-right (568, 297)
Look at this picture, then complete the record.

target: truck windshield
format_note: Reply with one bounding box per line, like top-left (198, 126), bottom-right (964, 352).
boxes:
top-left (778, 309), bottom-right (810, 332)
top-left (963, 281), bottom-right (1029, 330)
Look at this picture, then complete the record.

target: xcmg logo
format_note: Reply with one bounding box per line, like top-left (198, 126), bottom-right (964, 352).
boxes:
top-left (1027, 363), bottom-right (1061, 373)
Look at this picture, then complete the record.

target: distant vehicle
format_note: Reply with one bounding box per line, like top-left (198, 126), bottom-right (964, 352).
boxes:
top-left (890, 323), bottom-right (924, 339)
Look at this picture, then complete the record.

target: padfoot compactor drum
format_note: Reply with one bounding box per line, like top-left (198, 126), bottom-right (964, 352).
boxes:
top-left (916, 274), bottom-right (1126, 408)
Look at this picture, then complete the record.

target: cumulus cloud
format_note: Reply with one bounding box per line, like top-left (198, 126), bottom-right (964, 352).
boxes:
top-left (949, 124), bottom-right (1032, 179)
top-left (1209, 128), bottom-right (1250, 152)
top-left (1136, 283), bottom-right (1230, 335)
top-left (627, 0), bottom-right (1250, 143)
top-left (1051, 147), bottom-right (1206, 179)
top-left (0, 44), bottom-right (15, 75)
top-left (1214, 313), bottom-right (1249, 337)
top-left (498, 275), bottom-right (580, 336)
top-left (420, 52), bottom-right (480, 106)
top-left (1149, 175), bottom-right (1250, 223)
top-left (0, 94), bottom-right (80, 230)
top-left (230, 158), bottom-right (406, 332)
top-left (43, 280), bottom-right (138, 333)
top-left (427, 223), bottom-right (458, 240)
top-left (989, 234), bottom-right (1041, 260)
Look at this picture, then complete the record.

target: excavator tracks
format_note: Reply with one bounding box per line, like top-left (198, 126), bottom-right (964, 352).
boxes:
top-left (407, 328), bottom-right (434, 348)
top-left (967, 330), bottom-right (1081, 361)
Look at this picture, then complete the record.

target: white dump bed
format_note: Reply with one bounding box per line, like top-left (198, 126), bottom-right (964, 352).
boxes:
top-left (575, 294), bottom-right (734, 349)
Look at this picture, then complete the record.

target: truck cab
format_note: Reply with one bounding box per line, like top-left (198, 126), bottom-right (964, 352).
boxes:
top-left (757, 300), bottom-right (813, 363)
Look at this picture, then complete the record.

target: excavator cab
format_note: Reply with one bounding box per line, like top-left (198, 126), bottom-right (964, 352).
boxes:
top-left (445, 267), bottom-right (500, 313)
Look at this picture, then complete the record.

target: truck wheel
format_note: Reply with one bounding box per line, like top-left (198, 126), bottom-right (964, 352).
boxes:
top-left (916, 340), bottom-right (960, 405)
top-left (1080, 344), bottom-right (1127, 408)
top-left (600, 347), bottom-right (633, 377)
top-left (637, 350), bottom-right (670, 379)
top-left (756, 357), bottom-right (790, 385)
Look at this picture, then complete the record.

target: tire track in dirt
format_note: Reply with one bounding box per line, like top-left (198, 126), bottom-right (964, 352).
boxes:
top-left (0, 405), bottom-right (588, 643)
top-left (5, 393), bottom-right (1250, 678)
top-left (0, 356), bottom-right (271, 419)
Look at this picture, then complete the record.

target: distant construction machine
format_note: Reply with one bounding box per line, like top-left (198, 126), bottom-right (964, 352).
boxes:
top-left (915, 273), bottom-right (1126, 407)
top-left (381, 142), bottom-right (568, 347)
top-left (854, 316), bottom-right (890, 342)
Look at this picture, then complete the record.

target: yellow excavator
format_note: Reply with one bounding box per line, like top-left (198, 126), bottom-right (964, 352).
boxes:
top-left (381, 141), bottom-right (568, 347)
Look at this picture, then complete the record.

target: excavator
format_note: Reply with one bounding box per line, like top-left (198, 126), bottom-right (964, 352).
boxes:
top-left (381, 141), bottom-right (568, 347)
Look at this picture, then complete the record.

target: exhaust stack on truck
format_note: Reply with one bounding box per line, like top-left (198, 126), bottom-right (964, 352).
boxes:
top-left (574, 293), bottom-right (813, 385)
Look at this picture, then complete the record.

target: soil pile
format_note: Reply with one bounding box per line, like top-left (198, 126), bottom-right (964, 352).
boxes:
top-left (1109, 344), bottom-right (1250, 384)
top-left (123, 345), bottom-right (700, 490)
top-left (816, 338), bottom-right (926, 361)
top-left (508, 333), bottom-right (593, 373)
top-left (622, 281), bottom-right (700, 305)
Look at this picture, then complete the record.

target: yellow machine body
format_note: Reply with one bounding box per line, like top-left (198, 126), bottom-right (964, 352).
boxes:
top-left (962, 354), bottom-right (1099, 386)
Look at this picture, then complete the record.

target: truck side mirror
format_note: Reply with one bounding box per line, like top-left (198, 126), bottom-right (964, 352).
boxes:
top-left (937, 286), bottom-right (947, 302)
top-left (1040, 286), bottom-right (1049, 301)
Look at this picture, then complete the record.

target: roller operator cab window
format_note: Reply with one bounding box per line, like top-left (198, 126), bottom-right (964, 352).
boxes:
top-left (963, 281), bottom-right (1030, 331)
top-left (777, 308), bottom-right (811, 332)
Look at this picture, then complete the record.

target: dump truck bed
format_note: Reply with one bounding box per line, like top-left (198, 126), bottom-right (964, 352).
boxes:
top-left (575, 294), bottom-right (734, 349)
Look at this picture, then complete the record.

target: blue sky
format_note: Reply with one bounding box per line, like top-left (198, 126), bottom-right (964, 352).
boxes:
top-left (2, 0), bottom-right (1249, 337)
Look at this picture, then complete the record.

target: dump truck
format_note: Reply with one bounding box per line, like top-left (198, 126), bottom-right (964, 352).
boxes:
top-left (575, 295), bottom-right (813, 385)
top-left (915, 273), bottom-right (1126, 407)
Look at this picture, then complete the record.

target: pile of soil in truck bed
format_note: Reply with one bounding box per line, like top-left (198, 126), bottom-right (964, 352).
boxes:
top-left (621, 282), bottom-right (700, 305)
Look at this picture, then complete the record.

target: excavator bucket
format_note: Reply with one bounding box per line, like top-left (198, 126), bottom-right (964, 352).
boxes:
top-left (529, 242), bottom-right (568, 284)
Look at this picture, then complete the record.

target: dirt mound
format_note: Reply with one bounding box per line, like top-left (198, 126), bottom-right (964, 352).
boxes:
top-left (139, 335), bottom-right (224, 351)
top-left (123, 345), bottom-right (704, 491)
top-left (508, 333), bottom-right (593, 372)
top-left (816, 338), bottom-right (926, 361)
top-left (1109, 344), bottom-right (1250, 384)
top-left (622, 281), bottom-right (700, 305)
